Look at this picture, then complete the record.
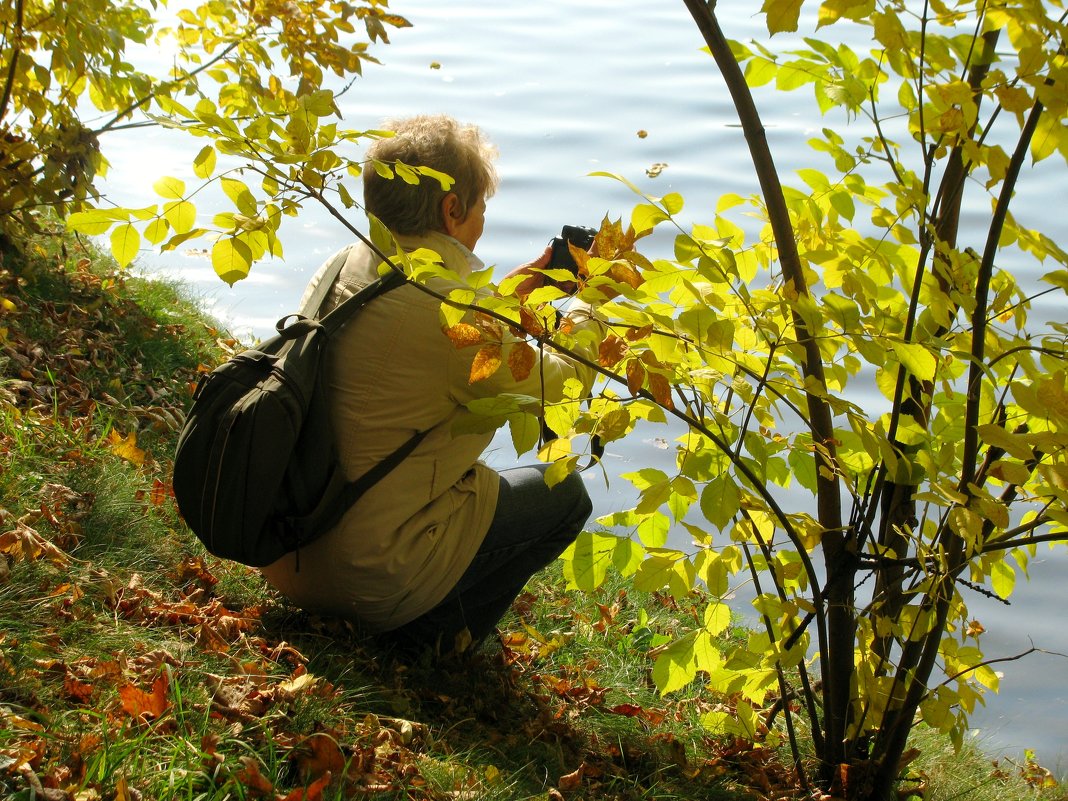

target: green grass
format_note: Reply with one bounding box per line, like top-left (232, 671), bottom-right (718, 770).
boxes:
top-left (1, 229), bottom-right (1064, 801)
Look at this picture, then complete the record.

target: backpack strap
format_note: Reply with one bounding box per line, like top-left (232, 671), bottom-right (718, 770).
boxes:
top-left (298, 245), bottom-right (352, 318)
top-left (297, 426), bottom-right (430, 539)
top-left (282, 265), bottom-right (417, 544)
top-left (318, 267), bottom-right (408, 336)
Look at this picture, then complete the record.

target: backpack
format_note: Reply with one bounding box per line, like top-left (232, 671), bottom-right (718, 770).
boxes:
top-left (172, 259), bottom-right (425, 567)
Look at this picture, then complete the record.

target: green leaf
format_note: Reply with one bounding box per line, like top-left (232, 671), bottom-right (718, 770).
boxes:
top-left (507, 413), bottom-right (540, 455)
top-left (651, 633), bottom-right (697, 695)
top-left (891, 341), bottom-right (938, 382)
top-left (700, 476), bottom-right (740, 530)
top-left (211, 237), bottom-right (253, 285)
top-left (561, 531), bottom-right (632, 590)
top-left (110, 223), bottom-right (140, 267)
top-left (990, 560), bottom-right (1015, 600)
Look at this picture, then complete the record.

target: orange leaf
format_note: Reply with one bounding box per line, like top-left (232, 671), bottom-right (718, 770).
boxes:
top-left (118, 673), bottom-right (169, 721)
top-left (518, 307), bottom-right (545, 336)
top-left (64, 672), bottom-right (94, 703)
top-left (647, 373), bottom-right (675, 410)
top-left (444, 322), bottom-right (483, 348)
top-left (469, 344), bottom-right (502, 383)
top-left (295, 733), bottom-right (345, 781)
top-left (281, 772), bottom-right (333, 801)
top-left (149, 479), bottom-right (173, 505)
top-left (626, 324), bottom-right (653, 342)
top-left (235, 756), bottom-right (276, 797)
top-left (625, 359), bottom-right (646, 397)
top-left (606, 261), bottom-right (644, 289)
top-left (558, 763), bottom-right (587, 792)
top-left (508, 342), bottom-right (536, 381)
top-left (598, 334), bottom-right (628, 368)
top-left (107, 430), bottom-right (146, 466)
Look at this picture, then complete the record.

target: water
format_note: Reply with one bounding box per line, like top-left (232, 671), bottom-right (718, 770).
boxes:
top-left (101, 0), bottom-right (1067, 774)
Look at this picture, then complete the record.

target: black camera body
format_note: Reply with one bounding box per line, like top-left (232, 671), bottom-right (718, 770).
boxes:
top-left (548, 224), bottom-right (597, 274)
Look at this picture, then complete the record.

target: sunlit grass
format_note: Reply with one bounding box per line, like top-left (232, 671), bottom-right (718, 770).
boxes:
top-left (1, 230), bottom-right (1063, 801)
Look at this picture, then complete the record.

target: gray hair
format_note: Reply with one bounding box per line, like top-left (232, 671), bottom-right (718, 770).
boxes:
top-left (363, 114), bottom-right (499, 236)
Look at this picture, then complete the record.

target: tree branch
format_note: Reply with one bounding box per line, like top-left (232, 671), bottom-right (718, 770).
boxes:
top-left (0, 0), bottom-right (24, 125)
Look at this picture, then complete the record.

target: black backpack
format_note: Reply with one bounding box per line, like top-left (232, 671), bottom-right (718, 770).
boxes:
top-left (172, 266), bottom-right (426, 567)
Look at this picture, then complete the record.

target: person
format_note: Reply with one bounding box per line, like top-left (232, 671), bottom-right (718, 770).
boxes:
top-left (261, 114), bottom-right (602, 654)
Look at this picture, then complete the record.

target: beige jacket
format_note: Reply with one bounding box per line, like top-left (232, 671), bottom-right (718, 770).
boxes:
top-left (261, 231), bottom-right (598, 631)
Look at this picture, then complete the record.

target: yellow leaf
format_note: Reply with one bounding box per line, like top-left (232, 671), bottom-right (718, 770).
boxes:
top-left (110, 224), bottom-right (140, 268)
top-left (891, 341), bottom-right (937, 382)
top-left (163, 200), bottom-right (196, 234)
top-left (193, 145), bottom-right (217, 179)
top-left (990, 559), bottom-right (1015, 600)
top-left (444, 323), bottom-right (482, 348)
top-left (153, 176), bottom-right (185, 199)
top-left (211, 237), bottom-right (252, 286)
top-left (762, 0), bottom-right (804, 33)
top-left (144, 217), bottom-right (170, 245)
top-left (108, 431), bottom-right (146, 466)
top-left (469, 344), bottom-right (502, 383)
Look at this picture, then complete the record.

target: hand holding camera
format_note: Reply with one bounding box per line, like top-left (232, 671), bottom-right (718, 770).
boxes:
top-left (545, 224), bottom-right (596, 293)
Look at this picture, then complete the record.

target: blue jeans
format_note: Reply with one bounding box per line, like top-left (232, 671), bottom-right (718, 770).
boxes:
top-left (381, 463), bottom-right (592, 653)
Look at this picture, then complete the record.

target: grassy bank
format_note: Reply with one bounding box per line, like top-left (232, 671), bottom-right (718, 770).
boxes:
top-left (0, 231), bottom-right (1063, 801)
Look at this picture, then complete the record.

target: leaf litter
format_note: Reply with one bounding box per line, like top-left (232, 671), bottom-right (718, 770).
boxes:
top-left (0, 233), bottom-right (932, 801)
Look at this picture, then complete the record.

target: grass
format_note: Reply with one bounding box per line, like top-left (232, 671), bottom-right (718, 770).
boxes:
top-left (1, 228), bottom-right (1064, 801)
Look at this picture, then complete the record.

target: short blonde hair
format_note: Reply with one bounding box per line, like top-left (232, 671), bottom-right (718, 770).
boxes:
top-left (363, 115), bottom-right (499, 236)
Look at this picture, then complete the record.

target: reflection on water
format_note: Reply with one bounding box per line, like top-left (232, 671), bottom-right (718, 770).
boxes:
top-left (103, 0), bottom-right (1067, 774)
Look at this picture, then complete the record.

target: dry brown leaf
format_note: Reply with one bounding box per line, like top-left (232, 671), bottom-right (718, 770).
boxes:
top-left (0, 521), bottom-right (70, 566)
top-left (647, 373), bottom-right (675, 410)
top-left (558, 762), bottom-right (586, 791)
top-left (235, 755), bottom-right (276, 797)
top-left (294, 733), bottom-right (345, 781)
top-left (598, 334), bottom-right (628, 368)
top-left (625, 359), bottom-right (646, 397)
top-left (279, 771), bottom-right (333, 801)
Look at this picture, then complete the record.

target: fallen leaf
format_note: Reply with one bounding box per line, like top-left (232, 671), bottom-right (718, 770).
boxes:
top-left (235, 756), bottom-right (276, 797)
top-left (280, 771), bottom-right (333, 801)
top-left (118, 673), bottom-right (169, 721)
top-left (293, 733), bottom-right (345, 781)
top-left (106, 430), bottom-right (146, 465)
top-left (558, 762), bottom-right (586, 791)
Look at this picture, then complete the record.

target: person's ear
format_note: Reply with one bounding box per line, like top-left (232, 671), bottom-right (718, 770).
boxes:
top-left (440, 192), bottom-right (466, 235)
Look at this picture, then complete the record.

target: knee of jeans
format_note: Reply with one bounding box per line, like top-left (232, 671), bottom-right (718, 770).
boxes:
top-left (558, 470), bottom-right (594, 526)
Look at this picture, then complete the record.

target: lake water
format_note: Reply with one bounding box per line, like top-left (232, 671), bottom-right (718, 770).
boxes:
top-left (102, 0), bottom-right (1067, 776)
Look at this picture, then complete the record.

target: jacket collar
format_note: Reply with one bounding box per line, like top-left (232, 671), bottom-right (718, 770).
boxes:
top-left (394, 230), bottom-right (484, 277)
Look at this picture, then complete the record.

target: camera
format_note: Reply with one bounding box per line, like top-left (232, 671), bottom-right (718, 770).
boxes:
top-left (548, 224), bottom-right (597, 274)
